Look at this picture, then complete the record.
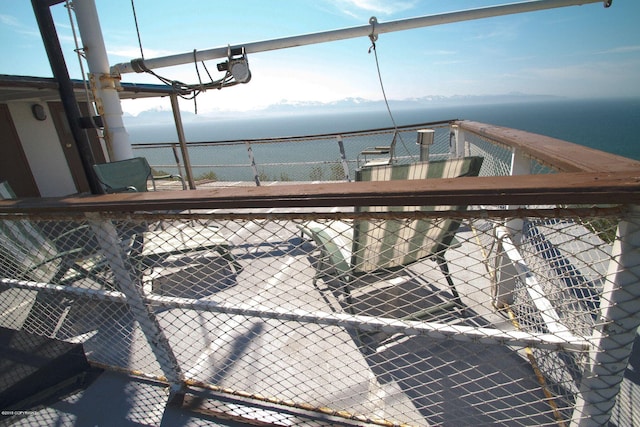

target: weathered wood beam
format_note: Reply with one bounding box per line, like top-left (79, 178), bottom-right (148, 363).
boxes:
top-left (1, 171), bottom-right (639, 214)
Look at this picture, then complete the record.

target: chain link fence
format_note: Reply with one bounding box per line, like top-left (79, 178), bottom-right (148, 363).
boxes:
top-left (1, 204), bottom-right (638, 426)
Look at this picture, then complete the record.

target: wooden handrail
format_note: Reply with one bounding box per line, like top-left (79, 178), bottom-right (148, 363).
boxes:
top-left (1, 170), bottom-right (639, 214)
top-left (456, 120), bottom-right (640, 173)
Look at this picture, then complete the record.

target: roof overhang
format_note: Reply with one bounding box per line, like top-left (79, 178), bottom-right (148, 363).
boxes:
top-left (0, 74), bottom-right (179, 103)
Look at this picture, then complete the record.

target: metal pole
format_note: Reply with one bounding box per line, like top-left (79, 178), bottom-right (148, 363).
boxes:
top-left (111, 0), bottom-right (609, 75)
top-left (87, 213), bottom-right (184, 393)
top-left (571, 205), bottom-right (640, 426)
top-left (245, 141), bottom-right (261, 186)
top-left (73, 0), bottom-right (133, 161)
top-left (31, 0), bottom-right (102, 194)
top-left (336, 135), bottom-right (351, 182)
top-left (170, 93), bottom-right (196, 189)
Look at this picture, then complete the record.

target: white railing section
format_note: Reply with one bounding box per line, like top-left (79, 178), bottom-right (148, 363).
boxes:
top-left (132, 121), bottom-right (454, 186)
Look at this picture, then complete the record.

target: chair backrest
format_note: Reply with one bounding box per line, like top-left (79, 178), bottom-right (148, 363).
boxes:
top-left (352, 157), bottom-right (483, 273)
top-left (0, 181), bottom-right (60, 282)
top-left (0, 180), bottom-right (16, 199)
top-left (93, 157), bottom-right (153, 193)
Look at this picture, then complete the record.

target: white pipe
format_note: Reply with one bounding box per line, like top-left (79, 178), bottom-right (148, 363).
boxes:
top-left (571, 206), bottom-right (640, 426)
top-left (74, 0), bottom-right (133, 161)
top-left (111, 0), bottom-right (608, 75)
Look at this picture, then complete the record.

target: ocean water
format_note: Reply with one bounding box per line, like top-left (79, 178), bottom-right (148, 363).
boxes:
top-left (128, 98), bottom-right (640, 160)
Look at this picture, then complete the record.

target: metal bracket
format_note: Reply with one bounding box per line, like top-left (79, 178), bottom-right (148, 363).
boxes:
top-left (369, 16), bottom-right (378, 43)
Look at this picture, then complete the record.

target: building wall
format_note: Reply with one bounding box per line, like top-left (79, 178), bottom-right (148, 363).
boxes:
top-left (8, 101), bottom-right (77, 197)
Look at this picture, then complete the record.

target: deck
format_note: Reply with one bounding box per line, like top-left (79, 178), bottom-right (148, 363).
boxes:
top-left (2, 120), bottom-right (640, 426)
top-left (4, 209), bottom-right (545, 426)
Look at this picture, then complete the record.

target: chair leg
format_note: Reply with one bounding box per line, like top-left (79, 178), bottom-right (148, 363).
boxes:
top-left (22, 293), bottom-right (74, 338)
top-left (311, 250), bottom-right (355, 315)
top-left (436, 253), bottom-right (464, 308)
top-left (215, 245), bottom-right (242, 275)
top-left (50, 258), bottom-right (75, 284)
top-left (339, 276), bottom-right (356, 315)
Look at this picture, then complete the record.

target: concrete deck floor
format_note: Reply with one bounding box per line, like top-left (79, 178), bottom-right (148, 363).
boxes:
top-left (5, 214), bottom-right (555, 426)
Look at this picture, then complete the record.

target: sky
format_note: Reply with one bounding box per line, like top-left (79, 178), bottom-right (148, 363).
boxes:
top-left (0, 0), bottom-right (639, 116)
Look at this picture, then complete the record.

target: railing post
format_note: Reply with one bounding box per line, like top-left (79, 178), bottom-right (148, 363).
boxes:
top-left (571, 205), bottom-right (640, 426)
top-left (245, 141), bottom-right (261, 186)
top-left (170, 93), bottom-right (196, 189)
top-left (450, 124), bottom-right (466, 158)
top-left (493, 148), bottom-right (532, 307)
top-left (417, 129), bottom-right (434, 162)
top-left (506, 147), bottom-right (532, 243)
top-left (86, 213), bottom-right (184, 396)
top-left (336, 135), bottom-right (351, 182)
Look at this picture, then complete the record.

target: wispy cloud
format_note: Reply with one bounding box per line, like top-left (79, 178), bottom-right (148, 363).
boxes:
top-left (329, 0), bottom-right (418, 18)
top-left (596, 45), bottom-right (640, 55)
top-left (0, 13), bottom-right (39, 38)
top-left (423, 49), bottom-right (458, 56)
top-left (0, 14), bottom-right (20, 27)
top-left (434, 59), bottom-right (466, 66)
top-left (108, 47), bottom-right (177, 60)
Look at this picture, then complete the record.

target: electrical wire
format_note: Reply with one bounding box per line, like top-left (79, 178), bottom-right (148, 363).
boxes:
top-left (64, 0), bottom-right (100, 132)
top-left (131, 0), bottom-right (144, 59)
top-left (368, 20), bottom-right (416, 162)
top-left (128, 0), bottom-right (239, 107)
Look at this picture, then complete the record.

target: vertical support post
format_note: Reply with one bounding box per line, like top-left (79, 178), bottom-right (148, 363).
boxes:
top-left (417, 129), bottom-right (434, 162)
top-left (506, 148), bottom-right (532, 242)
top-left (450, 125), bottom-right (465, 158)
top-left (169, 143), bottom-right (186, 189)
top-left (31, 0), bottom-right (102, 194)
top-left (170, 93), bottom-right (196, 189)
top-left (336, 135), bottom-right (351, 182)
top-left (493, 148), bottom-right (531, 307)
top-left (510, 147), bottom-right (531, 177)
top-left (245, 141), bottom-right (261, 186)
top-left (87, 213), bottom-right (184, 393)
top-left (73, 0), bottom-right (133, 161)
top-left (571, 206), bottom-right (640, 426)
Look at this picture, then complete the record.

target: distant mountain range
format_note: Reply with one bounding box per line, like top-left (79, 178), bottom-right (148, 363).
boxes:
top-left (123, 93), bottom-right (562, 125)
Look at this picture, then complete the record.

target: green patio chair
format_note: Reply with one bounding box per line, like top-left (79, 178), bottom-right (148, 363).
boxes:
top-left (0, 180), bottom-right (115, 337)
top-left (0, 180), bottom-right (240, 337)
top-left (301, 156), bottom-right (483, 318)
top-left (0, 181), bottom-right (107, 287)
top-left (92, 158), bottom-right (240, 274)
top-left (92, 157), bottom-right (185, 193)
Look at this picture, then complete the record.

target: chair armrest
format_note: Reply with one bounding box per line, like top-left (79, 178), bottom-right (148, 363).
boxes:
top-left (152, 173), bottom-right (187, 190)
top-left (106, 186), bottom-right (138, 193)
top-left (360, 148), bottom-right (390, 155)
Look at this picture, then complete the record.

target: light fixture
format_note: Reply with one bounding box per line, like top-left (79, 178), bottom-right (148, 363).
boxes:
top-left (31, 103), bottom-right (47, 121)
top-left (217, 46), bottom-right (251, 84)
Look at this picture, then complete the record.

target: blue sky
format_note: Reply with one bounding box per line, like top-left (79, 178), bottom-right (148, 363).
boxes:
top-left (1, 0), bottom-right (639, 115)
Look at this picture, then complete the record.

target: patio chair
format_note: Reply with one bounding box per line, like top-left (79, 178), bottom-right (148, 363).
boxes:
top-left (0, 181), bottom-right (117, 337)
top-left (357, 130), bottom-right (398, 168)
top-left (92, 156), bottom-right (185, 193)
top-left (92, 156), bottom-right (241, 273)
top-left (0, 181), bottom-right (240, 337)
top-left (0, 181), bottom-right (108, 287)
top-left (301, 156), bottom-right (483, 318)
